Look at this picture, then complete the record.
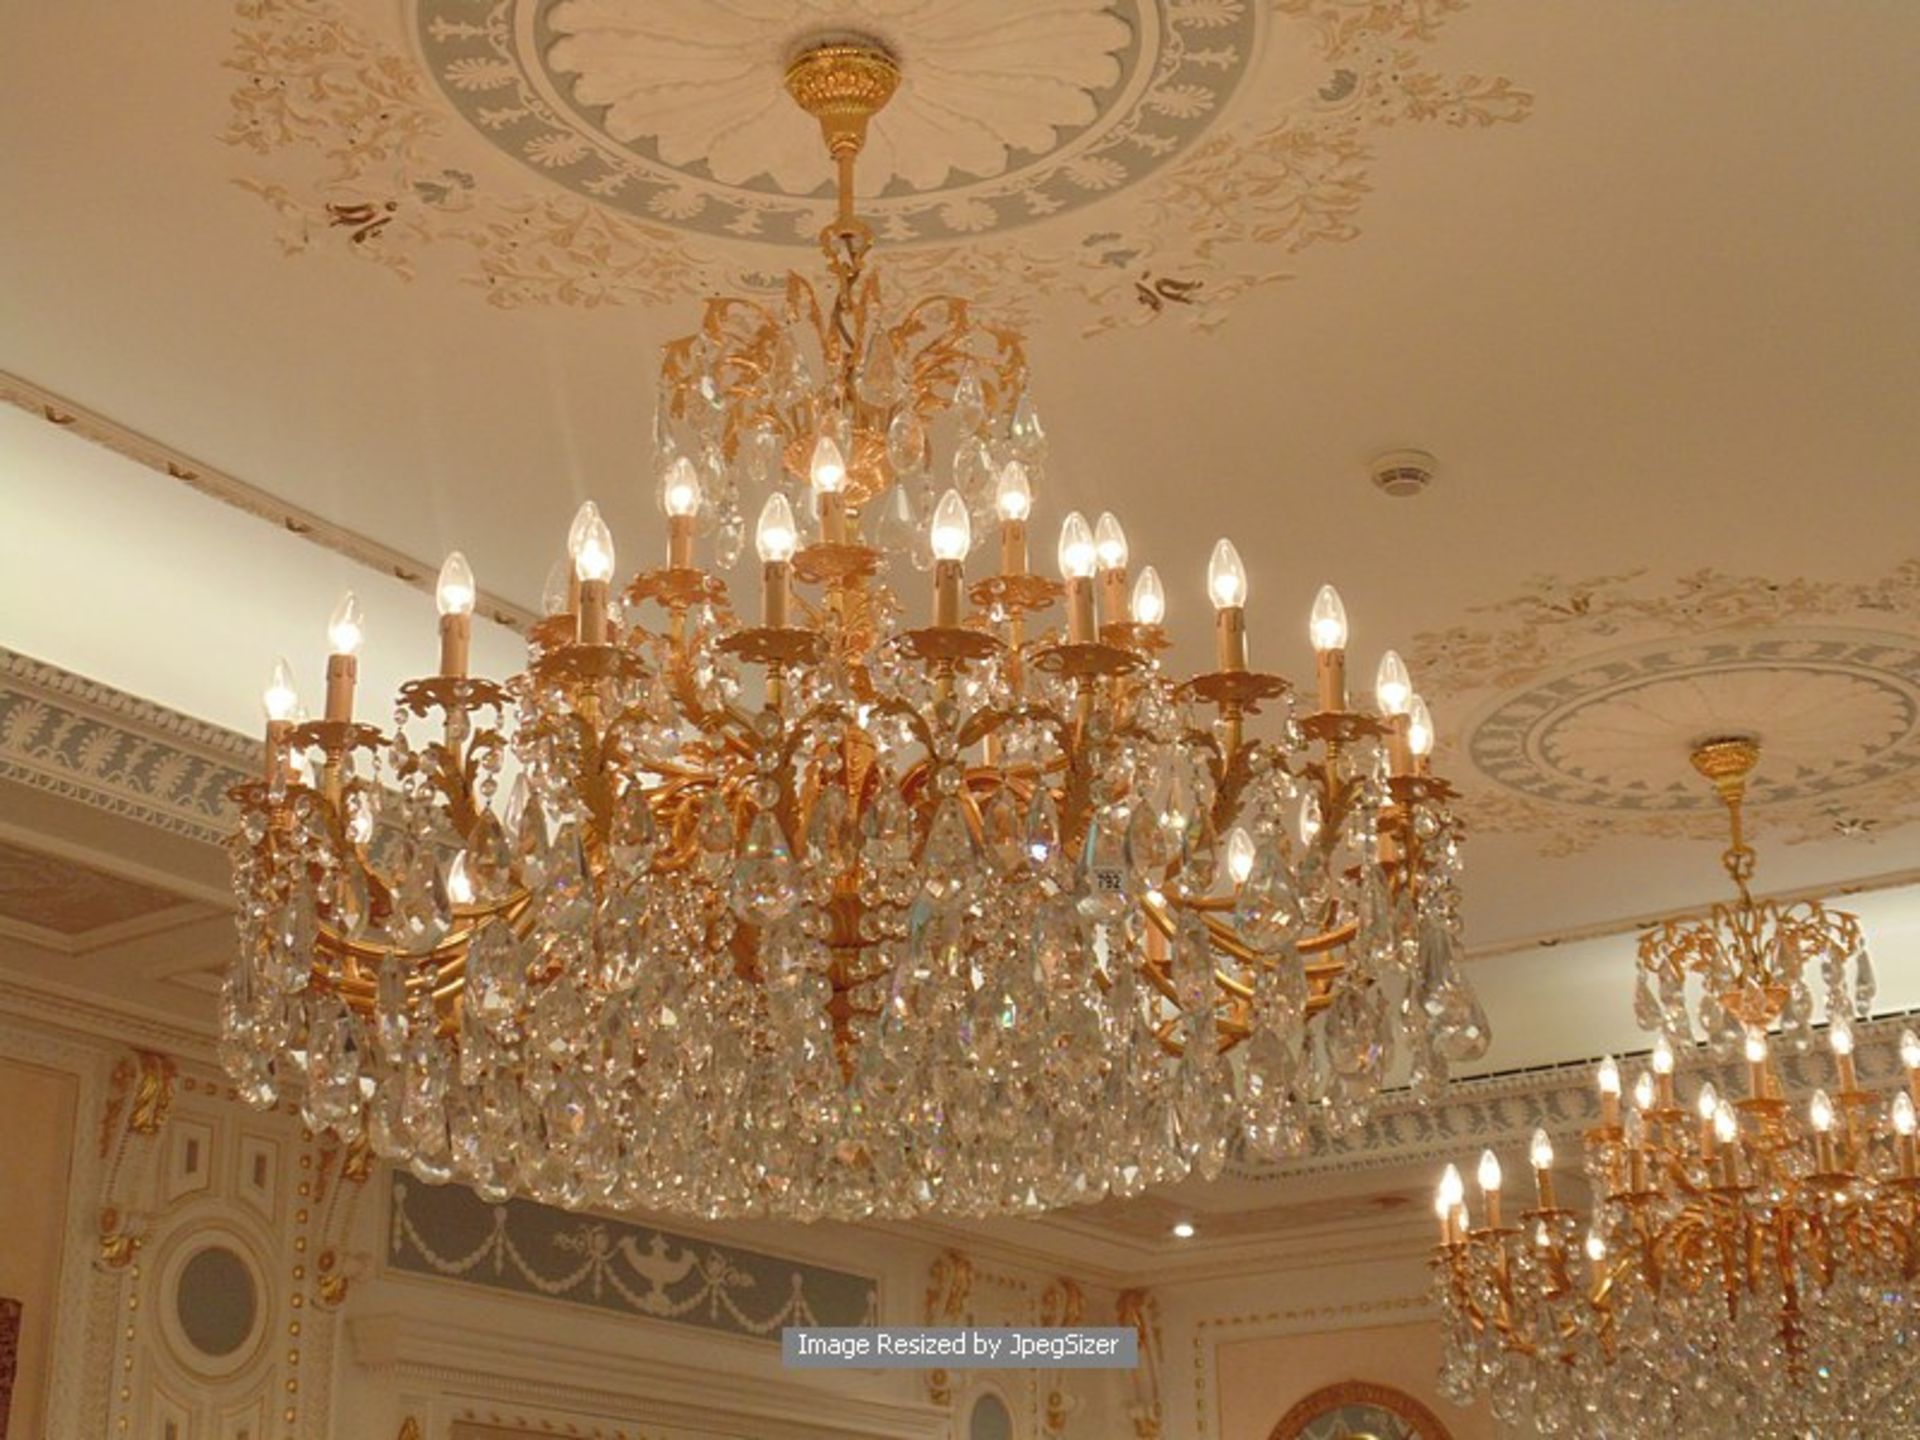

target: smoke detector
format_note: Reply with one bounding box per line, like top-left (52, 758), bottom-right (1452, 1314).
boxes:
top-left (1370, 449), bottom-right (1437, 498)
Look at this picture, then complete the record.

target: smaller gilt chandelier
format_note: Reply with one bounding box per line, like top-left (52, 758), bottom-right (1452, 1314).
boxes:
top-left (224, 39), bottom-right (1484, 1222)
top-left (1433, 737), bottom-right (1916, 1438)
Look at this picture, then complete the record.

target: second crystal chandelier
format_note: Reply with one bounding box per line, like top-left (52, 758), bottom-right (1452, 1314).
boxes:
top-left (224, 40), bottom-right (1483, 1220)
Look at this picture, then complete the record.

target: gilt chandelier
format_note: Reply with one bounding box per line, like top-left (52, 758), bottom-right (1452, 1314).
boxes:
top-left (223, 41), bottom-right (1483, 1221)
top-left (1433, 738), bottom-right (1912, 1437)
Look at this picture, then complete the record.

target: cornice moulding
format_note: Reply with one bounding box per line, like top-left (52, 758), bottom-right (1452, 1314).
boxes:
top-left (0, 372), bottom-right (537, 631)
top-left (0, 972), bottom-right (217, 1060)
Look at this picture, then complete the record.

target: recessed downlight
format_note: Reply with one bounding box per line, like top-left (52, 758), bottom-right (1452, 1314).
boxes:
top-left (1171, 1220), bottom-right (1196, 1240)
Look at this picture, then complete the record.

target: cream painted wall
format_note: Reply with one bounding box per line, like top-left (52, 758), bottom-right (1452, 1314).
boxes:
top-left (1214, 1320), bottom-right (1490, 1440)
top-left (0, 1057), bottom-right (79, 1440)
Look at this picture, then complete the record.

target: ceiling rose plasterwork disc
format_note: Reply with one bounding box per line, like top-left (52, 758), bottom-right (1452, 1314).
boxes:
top-left (421, 0), bottom-right (1223, 246)
top-left (1408, 564), bottom-right (1920, 855)
top-left (223, 0), bottom-right (1530, 328)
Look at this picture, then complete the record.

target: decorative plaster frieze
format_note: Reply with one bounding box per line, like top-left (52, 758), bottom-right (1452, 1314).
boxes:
top-left (0, 647), bottom-right (255, 849)
top-left (387, 1177), bottom-right (878, 1342)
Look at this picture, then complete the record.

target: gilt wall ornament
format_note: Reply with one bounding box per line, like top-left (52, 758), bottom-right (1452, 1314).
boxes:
top-left (1411, 565), bottom-right (1920, 855)
top-left (223, 0), bottom-right (1529, 329)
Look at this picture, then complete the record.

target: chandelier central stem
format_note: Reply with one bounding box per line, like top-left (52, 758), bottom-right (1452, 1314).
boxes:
top-left (785, 38), bottom-right (899, 350)
top-left (1691, 735), bottom-right (1760, 902)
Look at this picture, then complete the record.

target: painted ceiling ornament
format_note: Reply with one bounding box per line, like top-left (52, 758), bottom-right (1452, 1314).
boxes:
top-left (223, 0), bottom-right (1530, 327)
top-left (1410, 563), bottom-right (1920, 855)
top-left (543, 0), bottom-right (1136, 196)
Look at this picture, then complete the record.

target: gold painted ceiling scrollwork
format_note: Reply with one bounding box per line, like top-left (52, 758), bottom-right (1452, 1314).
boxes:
top-left (222, 0), bottom-right (1530, 328)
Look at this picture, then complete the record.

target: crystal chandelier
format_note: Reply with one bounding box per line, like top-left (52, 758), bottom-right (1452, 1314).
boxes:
top-left (223, 40), bottom-right (1483, 1221)
top-left (1432, 737), bottom-right (1913, 1437)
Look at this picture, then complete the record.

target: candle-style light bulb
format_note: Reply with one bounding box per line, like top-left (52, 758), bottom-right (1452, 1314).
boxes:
top-left (446, 850), bottom-right (474, 907)
top-left (1632, 1071), bottom-right (1656, 1113)
top-left (1895, 1092), bottom-right (1917, 1137)
top-left (756, 492), bottom-right (797, 630)
top-left (1057, 511), bottom-right (1098, 641)
top-left (1309, 583), bottom-right (1348, 652)
top-left (1434, 1163), bottom-right (1464, 1245)
top-left (1406, 696), bottom-right (1435, 758)
top-left (1696, 1080), bottom-right (1719, 1121)
top-left (1744, 1029), bottom-right (1769, 1065)
top-left (1057, 512), bottom-right (1097, 580)
top-left (930, 489), bottom-right (972, 563)
top-left (1375, 650), bottom-right (1413, 716)
top-left (809, 434), bottom-right (847, 494)
top-left (1713, 1100), bottom-right (1739, 1145)
top-left (327, 592), bottom-right (365, 656)
top-left (661, 456), bottom-right (702, 518)
top-left (755, 492), bottom-right (798, 564)
top-left (1094, 512), bottom-right (1129, 573)
top-left (994, 460), bottom-right (1032, 521)
top-left (1584, 1229), bottom-right (1607, 1264)
top-left (263, 658), bottom-right (299, 722)
top-left (1529, 1128), bottom-right (1554, 1171)
top-left (1477, 1148), bottom-right (1503, 1194)
top-left (435, 552), bottom-right (478, 676)
top-left (1226, 826), bottom-right (1256, 886)
top-left (1652, 1033), bottom-right (1675, 1076)
top-left (1131, 566), bottom-right (1166, 626)
top-left (436, 551), bottom-right (476, 617)
top-left (1436, 1163), bottom-right (1464, 1214)
top-left (1207, 539), bottom-right (1247, 610)
top-left (1597, 1055), bottom-right (1622, 1097)
top-left (1902, 1029), bottom-right (1920, 1071)
top-left (569, 501), bottom-right (616, 582)
top-left (994, 461), bottom-right (1032, 575)
top-left (1810, 1088), bottom-right (1835, 1135)
top-left (323, 592), bottom-right (364, 722)
top-left (1830, 1015), bottom-right (1855, 1057)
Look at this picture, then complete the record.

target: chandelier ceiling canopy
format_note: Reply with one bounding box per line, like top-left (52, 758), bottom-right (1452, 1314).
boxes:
top-left (1433, 737), bottom-right (1908, 1437)
top-left (224, 39), bottom-right (1484, 1221)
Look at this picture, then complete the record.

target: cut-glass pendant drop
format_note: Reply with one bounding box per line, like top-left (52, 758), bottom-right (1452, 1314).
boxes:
top-left (732, 811), bottom-right (799, 924)
top-left (920, 797), bottom-right (978, 911)
top-left (1024, 788), bottom-right (1063, 876)
top-left (952, 369), bottom-right (987, 433)
top-left (1009, 391), bottom-right (1046, 458)
top-left (886, 408), bottom-right (928, 478)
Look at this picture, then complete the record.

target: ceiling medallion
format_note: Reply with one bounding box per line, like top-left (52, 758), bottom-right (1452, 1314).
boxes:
top-left (223, 45), bottom-right (1484, 1221)
top-left (1434, 739), bottom-right (1914, 1437)
top-left (226, 0), bottom-right (1528, 324)
top-left (427, 0), bottom-right (1210, 243)
top-left (1451, 628), bottom-right (1920, 854)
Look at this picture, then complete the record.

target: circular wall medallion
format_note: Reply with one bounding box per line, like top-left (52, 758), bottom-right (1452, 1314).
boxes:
top-left (414, 0), bottom-right (1260, 245)
top-left (1465, 631), bottom-right (1920, 817)
top-left (161, 1236), bottom-right (267, 1379)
